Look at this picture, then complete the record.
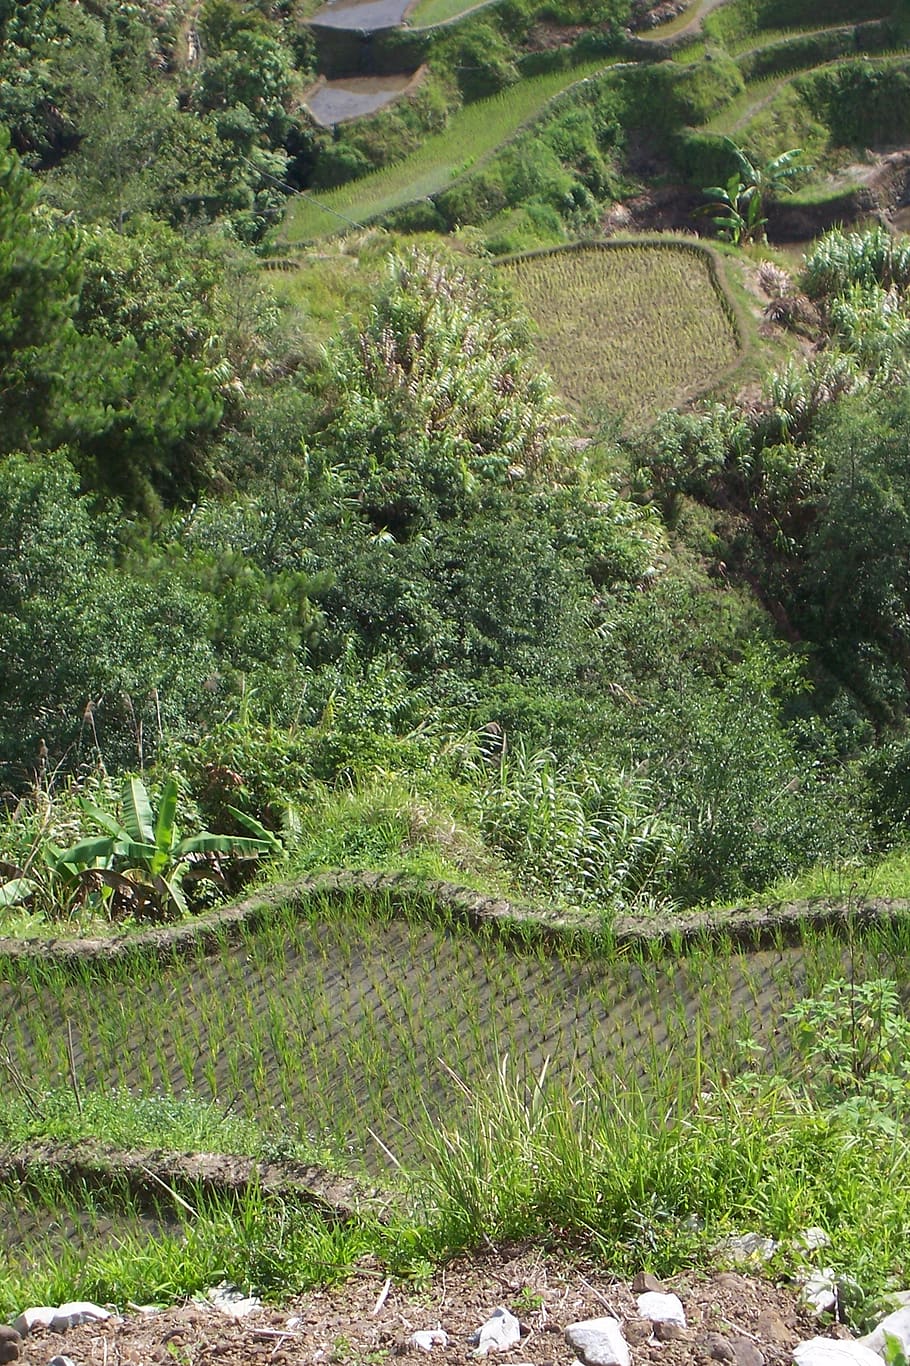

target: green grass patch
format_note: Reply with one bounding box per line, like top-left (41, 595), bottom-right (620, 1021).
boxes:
top-left (499, 240), bottom-right (741, 427)
top-left (407, 0), bottom-right (489, 28)
top-left (712, 845), bottom-right (910, 909)
top-left (280, 61), bottom-right (612, 243)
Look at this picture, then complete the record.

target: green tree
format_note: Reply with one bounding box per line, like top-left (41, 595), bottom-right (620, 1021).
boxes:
top-left (0, 127), bottom-right (82, 447)
top-left (313, 249), bottom-right (570, 536)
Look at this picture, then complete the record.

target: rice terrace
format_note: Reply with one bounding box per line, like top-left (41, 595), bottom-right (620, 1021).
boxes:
top-left (499, 241), bottom-right (742, 424)
top-left (7, 0), bottom-right (910, 1350)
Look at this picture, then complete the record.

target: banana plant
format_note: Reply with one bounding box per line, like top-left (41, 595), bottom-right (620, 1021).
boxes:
top-left (58, 775), bottom-right (276, 919)
top-left (698, 142), bottom-right (808, 245)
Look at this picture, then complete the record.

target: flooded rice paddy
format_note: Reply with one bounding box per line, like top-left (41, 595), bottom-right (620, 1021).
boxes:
top-left (305, 74), bottom-right (417, 125)
top-left (4, 900), bottom-right (908, 1173)
top-left (310, 0), bottom-right (412, 32)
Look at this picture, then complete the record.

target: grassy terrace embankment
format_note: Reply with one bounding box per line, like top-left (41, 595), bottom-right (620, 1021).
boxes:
top-left (280, 59), bottom-right (617, 242)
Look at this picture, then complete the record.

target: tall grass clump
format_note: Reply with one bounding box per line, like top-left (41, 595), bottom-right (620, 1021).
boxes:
top-left (414, 1057), bottom-right (910, 1302)
top-left (467, 741), bottom-right (679, 914)
top-left (803, 225), bottom-right (910, 299)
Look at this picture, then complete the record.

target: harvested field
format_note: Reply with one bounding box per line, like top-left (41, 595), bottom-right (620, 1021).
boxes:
top-left (500, 240), bottom-right (741, 426)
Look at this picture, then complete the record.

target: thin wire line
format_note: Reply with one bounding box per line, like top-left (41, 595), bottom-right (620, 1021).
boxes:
top-left (239, 153), bottom-right (367, 230)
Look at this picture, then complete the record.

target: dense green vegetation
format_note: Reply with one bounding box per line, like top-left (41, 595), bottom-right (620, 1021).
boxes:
top-left (5, 0), bottom-right (910, 1323)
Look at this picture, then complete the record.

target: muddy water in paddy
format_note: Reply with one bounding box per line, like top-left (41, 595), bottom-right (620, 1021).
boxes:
top-left (1, 915), bottom-right (900, 1171)
top-left (306, 74), bottom-right (416, 124)
top-left (2, 1190), bottom-right (179, 1268)
top-left (310, 0), bottom-right (411, 31)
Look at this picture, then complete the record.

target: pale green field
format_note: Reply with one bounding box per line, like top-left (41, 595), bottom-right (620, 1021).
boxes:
top-left (501, 242), bottom-right (740, 426)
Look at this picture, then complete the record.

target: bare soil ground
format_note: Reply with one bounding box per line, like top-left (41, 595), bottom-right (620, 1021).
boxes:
top-left (13, 1254), bottom-right (832, 1366)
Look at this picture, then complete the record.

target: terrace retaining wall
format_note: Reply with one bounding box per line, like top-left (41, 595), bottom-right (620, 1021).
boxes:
top-left (1, 867), bottom-right (909, 969)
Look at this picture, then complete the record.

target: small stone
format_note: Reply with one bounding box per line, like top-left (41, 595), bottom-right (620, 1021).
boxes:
top-left (860, 1305), bottom-right (910, 1359)
top-left (565, 1318), bottom-right (630, 1366)
top-left (52, 1303), bottom-right (110, 1332)
top-left (0, 1326), bottom-right (21, 1365)
top-left (730, 1337), bottom-right (764, 1366)
top-left (654, 1322), bottom-right (686, 1343)
top-left (755, 1311), bottom-right (791, 1345)
top-left (715, 1275), bottom-right (751, 1292)
top-left (637, 1292), bottom-right (686, 1330)
top-left (700, 1333), bottom-right (735, 1362)
top-left (205, 1286), bottom-right (261, 1320)
top-left (623, 1317), bottom-right (652, 1346)
top-left (11, 1309), bottom-right (56, 1337)
top-left (797, 1229), bottom-right (831, 1254)
top-left (799, 1272), bottom-right (838, 1317)
top-left (471, 1309), bottom-right (521, 1357)
top-left (794, 1339), bottom-right (885, 1366)
top-left (717, 1234), bottom-right (778, 1264)
top-left (47, 1357), bottom-right (77, 1366)
top-left (632, 1273), bottom-right (663, 1294)
top-left (411, 1331), bottom-right (449, 1352)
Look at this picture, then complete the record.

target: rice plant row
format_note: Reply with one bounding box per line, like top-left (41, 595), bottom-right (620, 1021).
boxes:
top-left (4, 892), bottom-right (909, 1178)
top-left (500, 242), bottom-right (740, 426)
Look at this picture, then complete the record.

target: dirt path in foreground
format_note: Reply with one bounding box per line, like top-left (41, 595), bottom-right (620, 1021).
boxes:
top-left (11, 1253), bottom-right (838, 1366)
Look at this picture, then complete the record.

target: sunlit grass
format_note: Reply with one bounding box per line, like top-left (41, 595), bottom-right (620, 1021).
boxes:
top-left (408, 0), bottom-right (491, 28)
top-left (710, 845), bottom-right (910, 909)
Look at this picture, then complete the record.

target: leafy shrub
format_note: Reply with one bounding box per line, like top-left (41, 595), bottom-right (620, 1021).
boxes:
top-left (786, 977), bottom-right (910, 1131)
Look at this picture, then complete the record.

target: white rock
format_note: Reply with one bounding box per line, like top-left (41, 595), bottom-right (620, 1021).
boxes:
top-left (471, 1308), bottom-right (521, 1356)
top-left (52, 1303), bottom-right (111, 1331)
top-left (565, 1317), bottom-right (631, 1366)
top-left (637, 1293), bottom-right (686, 1329)
top-left (718, 1233), bottom-right (778, 1263)
top-left (204, 1285), bottom-right (262, 1319)
top-left (860, 1306), bottom-right (910, 1359)
top-left (794, 1339), bottom-right (885, 1366)
top-left (797, 1229), bottom-right (831, 1253)
top-left (799, 1272), bottom-right (838, 1317)
top-left (411, 1330), bottom-right (449, 1352)
top-left (11, 1308), bottom-right (56, 1337)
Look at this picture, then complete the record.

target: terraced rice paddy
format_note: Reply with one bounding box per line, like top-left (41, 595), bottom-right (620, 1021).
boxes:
top-left (3, 893), bottom-right (909, 1177)
top-left (2, 1186), bottom-right (176, 1271)
top-left (500, 242), bottom-right (740, 426)
top-left (305, 74), bottom-right (419, 126)
top-left (281, 62), bottom-right (612, 242)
